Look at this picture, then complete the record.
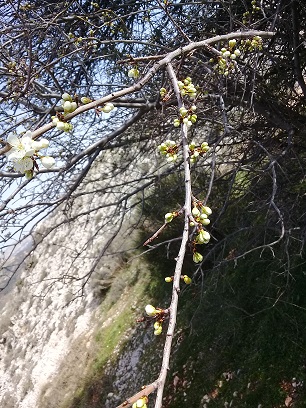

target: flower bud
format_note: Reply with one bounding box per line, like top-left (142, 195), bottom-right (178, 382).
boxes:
top-left (64, 123), bottom-right (73, 132)
top-left (183, 275), bottom-right (192, 284)
top-left (196, 229), bottom-right (210, 244)
top-left (61, 92), bottom-right (71, 101)
top-left (160, 87), bottom-right (167, 96)
top-left (192, 207), bottom-right (200, 217)
top-left (193, 252), bottom-right (203, 263)
top-left (165, 277), bottom-right (173, 283)
top-left (202, 206), bottom-right (212, 215)
top-left (63, 101), bottom-right (72, 113)
top-left (101, 102), bottom-right (114, 113)
top-left (145, 304), bottom-right (158, 317)
top-left (24, 170), bottom-right (33, 180)
top-left (201, 142), bottom-right (209, 152)
top-left (81, 96), bottom-right (92, 104)
top-left (41, 156), bottom-right (55, 169)
top-left (189, 141), bottom-right (196, 151)
top-left (70, 101), bottom-right (77, 112)
top-left (154, 321), bottom-right (161, 330)
top-left (228, 39), bottom-right (237, 48)
top-left (128, 68), bottom-right (139, 78)
top-left (179, 107), bottom-right (188, 117)
top-left (165, 213), bottom-right (174, 223)
top-left (56, 121), bottom-right (65, 130)
top-left (154, 327), bottom-right (162, 336)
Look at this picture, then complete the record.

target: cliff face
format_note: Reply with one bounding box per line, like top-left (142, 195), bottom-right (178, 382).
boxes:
top-left (0, 147), bottom-right (156, 408)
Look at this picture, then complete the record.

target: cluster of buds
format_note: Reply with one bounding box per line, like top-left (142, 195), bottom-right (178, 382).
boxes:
top-left (173, 105), bottom-right (197, 129)
top-left (189, 141), bottom-right (209, 163)
top-left (132, 397), bottom-right (148, 408)
top-left (145, 305), bottom-right (166, 336)
top-left (165, 275), bottom-right (192, 284)
top-left (177, 77), bottom-right (197, 99)
top-left (61, 93), bottom-right (78, 114)
top-left (243, 0), bottom-right (261, 24)
top-left (190, 204), bottom-right (212, 263)
top-left (241, 36), bottom-right (263, 51)
top-left (128, 67), bottom-right (139, 79)
top-left (211, 39), bottom-right (241, 76)
top-left (158, 140), bottom-right (179, 162)
top-left (190, 203), bottom-right (212, 227)
top-left (51, 92), bottom-right (77, 132)
top-left (6, 131), bottom-right (55, 177)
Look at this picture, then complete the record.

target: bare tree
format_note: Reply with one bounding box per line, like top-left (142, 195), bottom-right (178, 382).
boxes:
top-left (1, 0), bottom-right (306, 406)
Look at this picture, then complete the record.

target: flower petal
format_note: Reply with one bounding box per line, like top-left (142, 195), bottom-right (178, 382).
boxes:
top-left (7, 134), bottom-right (19, 147)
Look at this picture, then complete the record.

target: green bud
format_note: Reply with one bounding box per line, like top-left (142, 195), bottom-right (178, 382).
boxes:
top-left (165, 277), bottom-right (173, 283)
top-left (24, 170), bottom-right (33, 180)
top-left (61, 92), bottom-right (71, 101)
top-left (56, 121), bottom-right (65, 130)
top-left (193, 252), bottom-right (203, 263)
top-left (145, 304), bottom-right (158, 317)
top-left (201, 218), bottom-right (210, 226)
top-left (202, 206), bottom-right (212, 216)
top-left (81, 96), bottom-right (92, 104)
top-left (154, 321), bottom-right (161, 330)
top-left (63, 100), bottom-right (72, 112)
top-left (192, 207), bottom-right (201, 217)
top-left (196, 229), bottom-right (210, 244)
top-left (154, 327), bottom-right (163, 336)
top-left (228, 39), bottom-right (237, 48)
top-left (179, 107), bottom-right (188, 117)
top-left (165, 213), bottom-right (174, 223)
top-left (183, 275), bottom-right (192, 284)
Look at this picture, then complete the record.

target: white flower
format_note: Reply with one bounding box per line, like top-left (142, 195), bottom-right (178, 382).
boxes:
top-left (41, 156), bottom-right (55, 169)
top-left (7, 132), bottom-right (35, 156)
top-left (6, 132), bottom-right (35, 173)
